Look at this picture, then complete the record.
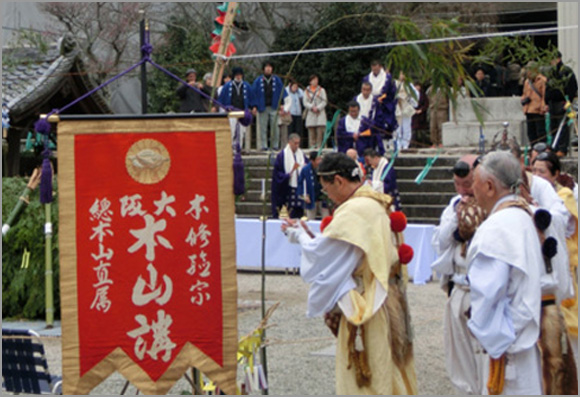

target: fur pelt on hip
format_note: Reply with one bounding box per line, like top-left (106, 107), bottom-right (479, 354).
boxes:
top-left (539, 304), bottom-right (578, 395)
top-left (386, 277), bottom-right (414, 369)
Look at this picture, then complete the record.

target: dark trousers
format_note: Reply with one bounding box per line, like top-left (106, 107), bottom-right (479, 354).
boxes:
top-left (525, 113), bottom-right (546, 145)
top-left (289, 115), bottom-right (304, 136)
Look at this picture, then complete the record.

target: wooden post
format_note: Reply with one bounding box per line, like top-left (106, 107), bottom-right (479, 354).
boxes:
top-left (210, 2), bottom-right (238, 95)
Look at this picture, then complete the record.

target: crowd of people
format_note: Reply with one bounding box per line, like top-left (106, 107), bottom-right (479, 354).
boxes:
top-left (278, 142), bottom-right (578, 395)
top-left (263, 58), bottom-right (578, 396)
top-left (176, 59), bottom-right (452, 153)
top-left (175, 54), bottom-right (578, 395)
top-left (177, 53), bottom-right (577, 157)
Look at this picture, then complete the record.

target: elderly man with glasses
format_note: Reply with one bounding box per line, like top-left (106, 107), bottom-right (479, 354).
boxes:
top-left (431, 154), bottom-right (489, 395)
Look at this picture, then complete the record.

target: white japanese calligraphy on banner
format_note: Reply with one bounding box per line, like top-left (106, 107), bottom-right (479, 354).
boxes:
top-left (59, 123), bottom-right (238, 396)
top-left (121, 191), bottom-right (178, 362)
top-left (89, 198), bottom-right (114, 312)
top-left (185, 194), bottom-right (213, 306)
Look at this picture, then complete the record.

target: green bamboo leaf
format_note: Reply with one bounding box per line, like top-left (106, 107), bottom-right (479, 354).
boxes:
top-left (470, 99), bottom-right (492, 128)
top-left (410, 42), bottom-right (427, 62)
top-left (465, 80), bottom-right (483, 98)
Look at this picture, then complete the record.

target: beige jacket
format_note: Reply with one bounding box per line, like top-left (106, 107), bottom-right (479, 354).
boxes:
top-left (521, 74), bottom-right (547, 115)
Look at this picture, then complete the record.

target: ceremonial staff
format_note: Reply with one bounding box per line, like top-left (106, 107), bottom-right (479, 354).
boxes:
top-left (259, 152), bottom-right (272, 395)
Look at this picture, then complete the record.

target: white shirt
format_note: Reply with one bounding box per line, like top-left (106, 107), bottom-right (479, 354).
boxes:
top-left (467, 195), bottom-right (541, 359)
top-left (355, 93), bottom-right (373, 118)
top-left (344, 114), bottom-right (361, 134)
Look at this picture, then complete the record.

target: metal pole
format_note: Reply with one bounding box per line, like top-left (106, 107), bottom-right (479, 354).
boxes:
top-left (259, 154), bottom-right (272, 395)
top-left (139, 14), bottom-right (148, 114)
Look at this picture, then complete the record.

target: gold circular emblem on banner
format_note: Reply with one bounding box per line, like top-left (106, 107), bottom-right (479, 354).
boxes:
top-left (125, 139), bottom-right (171, 184)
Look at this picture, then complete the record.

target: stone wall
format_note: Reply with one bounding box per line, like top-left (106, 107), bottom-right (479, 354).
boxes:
top-left (442, 97), bottom-right (527, 147)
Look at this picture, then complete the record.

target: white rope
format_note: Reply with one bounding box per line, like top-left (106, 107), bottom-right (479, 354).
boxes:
top-left (228, 25), bottom-right (578, 61)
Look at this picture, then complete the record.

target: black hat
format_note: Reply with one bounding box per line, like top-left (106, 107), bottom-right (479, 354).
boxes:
top-left (232, 67), bottom-right (244, 77)
top-left (185, 68), bottom-right (197, 77)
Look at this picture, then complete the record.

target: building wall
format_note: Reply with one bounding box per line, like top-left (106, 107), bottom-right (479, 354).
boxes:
top-left (558, 2), bottom-right (579, 79)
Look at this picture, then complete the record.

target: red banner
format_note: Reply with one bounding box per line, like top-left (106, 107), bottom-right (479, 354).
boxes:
top-left (58, 117), bottom-right (237, 395)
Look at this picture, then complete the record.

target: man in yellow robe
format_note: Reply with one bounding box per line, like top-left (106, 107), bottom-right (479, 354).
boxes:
top-left (282, 152), bottom-right (417, 395)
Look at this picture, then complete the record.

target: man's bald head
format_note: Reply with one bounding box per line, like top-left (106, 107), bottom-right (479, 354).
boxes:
top-left (453, 154), bottom-right (478, 198)
top-left (346, 149), bottom-right (358, 161)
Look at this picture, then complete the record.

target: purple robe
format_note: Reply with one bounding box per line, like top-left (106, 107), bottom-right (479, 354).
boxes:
top-left (271, 150), bottom-right (306, 218)
top-left (336, 116), bottom-right (355, 154)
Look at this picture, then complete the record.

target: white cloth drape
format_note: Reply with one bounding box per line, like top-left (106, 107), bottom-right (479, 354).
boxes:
top-left (283, 145), bottom-right (305, 188)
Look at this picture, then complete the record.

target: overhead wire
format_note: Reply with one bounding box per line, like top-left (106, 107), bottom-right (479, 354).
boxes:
top-left (224, 25), bottom-right (578, 61)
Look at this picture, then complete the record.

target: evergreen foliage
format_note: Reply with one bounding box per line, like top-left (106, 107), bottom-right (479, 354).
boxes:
top-left (147, 16), bottom-right (214, 114)
top-left (2, 177), bottom-right (60, 319)
top-left (269, 3), bottom-right (395, 115)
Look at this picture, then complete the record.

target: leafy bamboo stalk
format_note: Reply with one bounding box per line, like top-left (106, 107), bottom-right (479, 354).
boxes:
top-left (2, 167), bottom-right (41, 236)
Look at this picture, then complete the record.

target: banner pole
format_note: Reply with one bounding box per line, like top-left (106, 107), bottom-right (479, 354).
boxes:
top-left (45, 201), bottom-right (54, 328)
top-left (259, 154), bottom-right (271, 395)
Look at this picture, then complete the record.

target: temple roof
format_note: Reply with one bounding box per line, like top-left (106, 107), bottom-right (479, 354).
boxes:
top-left (2, 37), bottom-right (111, 124)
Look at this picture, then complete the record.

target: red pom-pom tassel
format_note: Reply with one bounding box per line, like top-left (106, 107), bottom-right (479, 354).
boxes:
top-left (320, 216), bottom-right (333, 232)
top-left (398, 243), bottom-right (414, 264)
top-left (390, 211), bottom-right (407, 233)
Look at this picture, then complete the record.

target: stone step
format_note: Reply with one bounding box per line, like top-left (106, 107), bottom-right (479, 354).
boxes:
top-left (400, 192), bottom-right (455, 205)
top-left (243, 165), bottom-right (458, 180)
top-left (407, 217), bottom-right (441, 225)
top-left (239, 154), bottom-right (467, 168)
top-left (401, 204), bottom-right (446, 219)
top-left (246, 178), bottom-right (272, 191)
top-left (397, 179), bottom-right (456, 193)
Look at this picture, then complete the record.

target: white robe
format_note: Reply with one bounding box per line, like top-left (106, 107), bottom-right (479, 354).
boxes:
top-left (467, 194), bottom-right (543, 395)
top-left (355, 93), bottom-right (373, 119)
top-left (431, 194), bottom-right (488, 395)
top-left (284, 227), bottom-right (387, 319)
top-left (367, 69), bottom-right (387, 97)
top-left (370, 157), bottom-right (389, 193)
top-left (283, 145), bottom-right (305, 188)
top-left (344, 114), bottom-right (361, 135)
top-left (530, 174), bottom-right (573, 237)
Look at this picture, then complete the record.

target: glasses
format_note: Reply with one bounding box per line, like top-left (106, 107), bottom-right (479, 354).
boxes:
top-left (452, 160), bottom-right (471, 178)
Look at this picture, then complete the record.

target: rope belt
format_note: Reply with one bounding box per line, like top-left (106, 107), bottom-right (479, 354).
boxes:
top-left (542, 294), bottom-right (557, 307)
top-left (487, 355), bottom-right (506, 395)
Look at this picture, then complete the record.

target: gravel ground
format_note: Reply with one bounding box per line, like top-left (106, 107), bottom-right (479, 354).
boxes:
top-left (13, 272), bottom-right (456, 396)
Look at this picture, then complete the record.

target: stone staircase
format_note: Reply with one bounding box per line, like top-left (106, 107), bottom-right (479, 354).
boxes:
top-left (235, 149), bottom-right (469, 225)
top-left (234, 145), bottom-right (578, 225)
